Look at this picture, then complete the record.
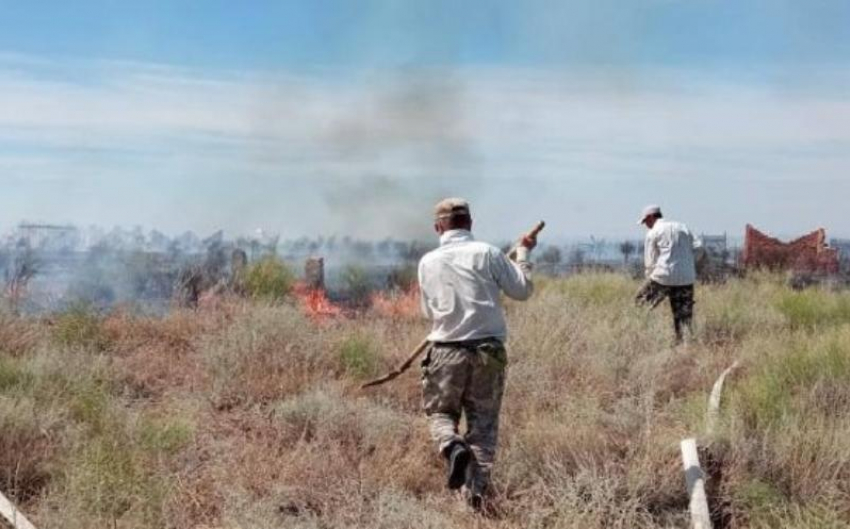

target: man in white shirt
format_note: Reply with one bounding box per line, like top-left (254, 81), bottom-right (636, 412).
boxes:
top-left (418, 197), bottom-right (536, 510)
top-left (635, 205), bottom-right (702, 344)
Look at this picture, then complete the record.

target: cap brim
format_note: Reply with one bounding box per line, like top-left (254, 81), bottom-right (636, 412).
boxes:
top-left (637, 217), bottom-right (647, 225)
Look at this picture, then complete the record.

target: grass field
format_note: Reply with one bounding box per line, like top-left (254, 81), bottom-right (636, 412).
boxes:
top-left (2, 273), bottom-right (850, 528)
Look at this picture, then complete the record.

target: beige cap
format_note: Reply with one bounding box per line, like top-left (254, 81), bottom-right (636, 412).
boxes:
top-left (434, 197), bottom-right (471, 220)
top-left (637, 204), bottom-right (661, 225)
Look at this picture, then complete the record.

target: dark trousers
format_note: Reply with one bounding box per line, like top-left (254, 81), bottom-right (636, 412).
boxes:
top-left (421, 338), bottom-right (507, 495)
top-left (636, 280), bottom-right (695, 343)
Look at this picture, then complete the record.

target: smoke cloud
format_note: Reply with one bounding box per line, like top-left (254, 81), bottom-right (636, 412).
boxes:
top-left (1, 55), bottom-right (850, 239)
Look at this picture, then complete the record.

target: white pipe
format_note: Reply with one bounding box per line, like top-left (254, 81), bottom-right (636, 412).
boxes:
top-left (0, 490), bottom-right (37, 529)
top-left (706, 361), bottom-right (740, 435)
top-left (681, 438), bottom-right (713, 529)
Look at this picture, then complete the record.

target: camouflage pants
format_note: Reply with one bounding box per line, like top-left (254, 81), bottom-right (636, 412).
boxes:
top-left (421, 338), bottom-right (507, 496)
top-left (636, 280), bottom-right (695, 343)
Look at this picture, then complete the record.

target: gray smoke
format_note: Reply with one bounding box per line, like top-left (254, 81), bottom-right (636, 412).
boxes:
top-left (319, 72), bottom-right (484, 240)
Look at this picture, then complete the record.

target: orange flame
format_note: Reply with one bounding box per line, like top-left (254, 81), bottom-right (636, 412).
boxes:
top-left (293, 282), bottom-right (342, 321)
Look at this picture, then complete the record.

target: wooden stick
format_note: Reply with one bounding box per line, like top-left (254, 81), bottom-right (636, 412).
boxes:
top-left (362, 221), bottom-right (544, 390)
top-left (507, 220), bottom-right (546, 260)
top-left (360, 339), bottom-right (430, 389)
top-left (706, 361), bottom-right (740, 436)
top-left (0, 489), bottom-right (37, 529)
top-left (526, 220), bottom-right (546, 239)
top-left (681, 438), bottom-right (713, 529)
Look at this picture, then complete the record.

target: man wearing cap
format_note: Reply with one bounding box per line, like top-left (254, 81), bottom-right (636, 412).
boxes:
top-left (418, 197), bottom-right (536, 510)
top-left (636, 205), bottom-right (703, 344)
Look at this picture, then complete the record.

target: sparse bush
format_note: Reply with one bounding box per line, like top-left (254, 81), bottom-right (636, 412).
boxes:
top-left (774, 288), bottom-right (850, 329)
top-left (52, 304), bottom-right (110, 351)
top-left (67, 379), bottom-right (112, 432)
top-left (698, 279), bottom-right (784, 343)
top-left (338, 335), bottom-right (378, 379)
top-left (733, 328), bottom-right (850, 431)
top-left (66, 430), bottom-right (166, 523)
top-left (341, 264), bottom-right (373, 306)
top-left (138, 416), bottom-right (194, 456)
top-left (0, 399), bottom-right (59, 502)
top-left (733, 478), bottom-right (786, 519)
top-left (244, 256), bottom-right (295, 301)
top-left (0, 314), bottom-right (40, 356)
top-left (272, 387), bottom-right (414, 453)
top-left (201, 305), bottom-right (333, 407)
top-left (0, 356), bottom-right (33, 393)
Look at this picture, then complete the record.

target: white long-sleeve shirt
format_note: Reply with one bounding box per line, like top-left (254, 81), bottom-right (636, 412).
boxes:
top-left (418, 230), bottom-right (533, 342)
top-left (644, 219), bottom-right (702, 286)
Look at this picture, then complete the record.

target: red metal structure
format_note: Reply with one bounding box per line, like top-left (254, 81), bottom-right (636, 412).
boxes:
top-left (743, 225), bottom-right (840, 274)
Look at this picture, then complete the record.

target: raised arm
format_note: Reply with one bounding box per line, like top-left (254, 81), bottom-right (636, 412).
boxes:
top-left (491, 248), bottom-right (534, 301)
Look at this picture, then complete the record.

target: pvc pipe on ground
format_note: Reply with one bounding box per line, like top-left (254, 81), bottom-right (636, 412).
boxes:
top-left (681, 438), bottom-right (713, 529)
top-left (0, 490), bottom-right (37, 529)
top-left (706, 361), bottom-right (740, 435)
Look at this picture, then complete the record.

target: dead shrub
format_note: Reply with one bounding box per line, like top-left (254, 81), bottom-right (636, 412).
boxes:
top-left (0, 314), bottom-right (40, 357)
top-left (201, 305), bottom-right (339, 408)
top-left (0, 399), bottom-right (61, 503)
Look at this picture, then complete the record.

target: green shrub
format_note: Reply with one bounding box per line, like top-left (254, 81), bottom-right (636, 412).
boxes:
top-left (733, 330), bottom-right (850, 430)
top-left (244, 256), bottom-right (295, 301)
top-left (774, 289), bottom-right (850, 330)
top-left (52, 304), bottom-right (109, 351)
top-left (338, 335), bottom-right (378, 379)
top-left (733, 478), bottom-right (787, 522)
top-left (0, 357), bottom-right (33, 393)
top-left (138, 416), bottom-right (194, 456)
top-left (70, 433), bottom-right (145, 518)
top-left (68, 381), bottom-right (112, 433)
top-left (65, 411), bottom-right (171, 524)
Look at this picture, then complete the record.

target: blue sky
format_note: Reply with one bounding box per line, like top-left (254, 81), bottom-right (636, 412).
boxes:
top-left (1, 1), bottom-right (849, 241)
top-left (3, 0), bottom-right (849, 68)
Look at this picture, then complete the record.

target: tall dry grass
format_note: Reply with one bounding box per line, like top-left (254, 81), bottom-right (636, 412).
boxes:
top-left (1, 274), bottom-right (849, 528)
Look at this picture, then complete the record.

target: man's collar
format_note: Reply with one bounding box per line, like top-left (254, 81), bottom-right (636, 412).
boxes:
top-left (439, 229), bottom-right (474, 246)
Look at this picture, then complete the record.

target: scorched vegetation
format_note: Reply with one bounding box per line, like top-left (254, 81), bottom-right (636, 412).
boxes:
top-left (1, 273), bottom-right (850, 528)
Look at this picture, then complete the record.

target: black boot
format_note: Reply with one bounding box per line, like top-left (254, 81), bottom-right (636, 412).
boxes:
top-left (444, 442), bottom-right (470, 490)
top-left (468, 493), bottom-right (484, 513)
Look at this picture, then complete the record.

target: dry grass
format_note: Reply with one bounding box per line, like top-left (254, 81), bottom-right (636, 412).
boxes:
top-left (1, 273), bottom-right (850, 528)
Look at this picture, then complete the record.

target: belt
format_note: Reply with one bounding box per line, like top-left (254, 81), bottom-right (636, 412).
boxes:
top-left (431, 337), bottom-right (503, 349)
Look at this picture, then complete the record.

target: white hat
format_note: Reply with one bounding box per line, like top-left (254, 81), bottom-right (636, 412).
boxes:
top-left (637, 205), bottom-right (661, 225)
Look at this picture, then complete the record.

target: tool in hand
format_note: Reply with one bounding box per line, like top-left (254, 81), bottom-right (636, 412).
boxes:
top-left (360, 338), bottom-right (430, 389)
top-left (507, 220), bottom-right (545, 261)
top-left (361, 220), bottom-right (545, 390)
